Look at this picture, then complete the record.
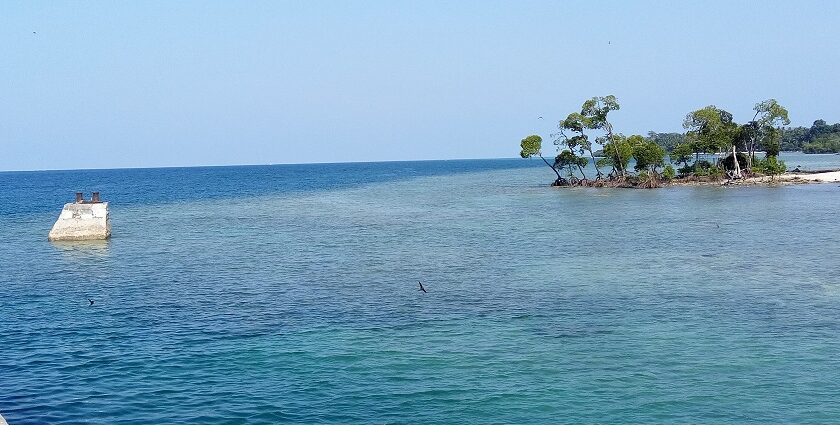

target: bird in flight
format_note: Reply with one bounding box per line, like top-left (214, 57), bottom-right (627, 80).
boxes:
top-left (538, 116), bottom-right (543, 119)
top-left (418, 281), bottom-right (427, 293)
top-left (88, 299), bottom-right (94, 306)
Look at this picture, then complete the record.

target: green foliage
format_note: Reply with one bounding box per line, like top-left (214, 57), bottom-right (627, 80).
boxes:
top-left (560, 112), bottom-right (589, 134)
top-left (754, 156), bottom-right (787, 177)
top-left (519, 135), bottom-right (543, 159)
top-left (647, 132), bottom-right (685, 152)
top-left (554, 95), bottom-right (622, 180)
top-left (669, 143), bottom-right (694, 167)
top-left (779, 120), bottom-right (840, 152)
top-left (631, 137), bottom-right (666, 173)
top-left (735, 122), bottom-right (758, 151)
top-left (763, 128), bottom-right (782, 157)
top-left (600, 134), bottom-right (633, 174)
top-left (683, 105), bottom-right (738, 155)
top-left (663, 165), bottom-right (676, 180)
top-left (691, 160), bottom-right (717, 178)
top-left (520, 96), bottom-right (805, 187)
top-left (752, 157), bottom-right (764, 171)
top-left (741, 100), bottom-right (788, 159)
top-left (580, 96), bottom-right (620, 130)
top-left (554, 150), bottom-right (588, 178)
top-left (754, 99), bottom-right (790, 128)
top-left (802, 133), bottom-right (840, 153)
top-left (780, 126), bottom-right (809, 151)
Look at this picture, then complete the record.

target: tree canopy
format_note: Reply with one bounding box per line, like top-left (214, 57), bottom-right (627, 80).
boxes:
top-left (520, 96), bottom-right (792, 188)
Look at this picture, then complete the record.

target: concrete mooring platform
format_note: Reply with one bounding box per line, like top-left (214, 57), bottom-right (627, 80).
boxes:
top-left (48, 192), bottom-right (111, 241)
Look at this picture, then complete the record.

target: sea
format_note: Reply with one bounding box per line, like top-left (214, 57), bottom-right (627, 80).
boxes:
top-left (1, 152), bottom-right (839, 424)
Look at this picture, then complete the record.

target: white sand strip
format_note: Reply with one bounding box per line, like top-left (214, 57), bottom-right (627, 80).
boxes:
top-left (783, 171), bottom-right (840, 182)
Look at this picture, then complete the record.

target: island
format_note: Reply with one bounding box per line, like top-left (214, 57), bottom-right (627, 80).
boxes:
top-left (521, 96), bottom-right (839, 188)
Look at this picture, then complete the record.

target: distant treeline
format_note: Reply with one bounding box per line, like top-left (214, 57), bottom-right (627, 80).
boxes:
top-left (780, 120), bottom-right (840, 153)
top-left (646, 120), bottom-right (840, 154)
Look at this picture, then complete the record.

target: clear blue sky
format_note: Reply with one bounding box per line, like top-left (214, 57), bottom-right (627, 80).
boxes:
top-left (2, 1), bottom-right (839, 171)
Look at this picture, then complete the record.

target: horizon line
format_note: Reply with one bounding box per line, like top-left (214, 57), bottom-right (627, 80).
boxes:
top-left (0, 155), bottom-right (524, 174)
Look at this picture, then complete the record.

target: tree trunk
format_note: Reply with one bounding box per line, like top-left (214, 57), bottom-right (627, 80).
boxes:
top-left (731, 145), bottom-right (742, 179)
top-left (539, 154), bottom-right (562, 185)
top-left (604, 122), bottom-right (625, 178)
top-left (611, 144), bottom-right (625, 178)
top-left (577, 164), bottom-right (587, 182)
top-left (588, 150), bottom-right (603, 180)
top-left (747, 137), bottom-right (754, 172)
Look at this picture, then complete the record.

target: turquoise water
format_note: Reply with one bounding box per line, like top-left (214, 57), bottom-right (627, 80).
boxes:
top-left (2, 154), bottom-right (840, 424)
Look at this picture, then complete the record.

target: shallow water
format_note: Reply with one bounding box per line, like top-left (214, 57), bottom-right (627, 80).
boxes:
top-left (2, 154), bottom-right (839, 424)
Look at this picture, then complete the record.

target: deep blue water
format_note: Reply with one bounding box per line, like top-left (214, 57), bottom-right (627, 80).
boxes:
top-left (2, 154), bottom-right (840, 424)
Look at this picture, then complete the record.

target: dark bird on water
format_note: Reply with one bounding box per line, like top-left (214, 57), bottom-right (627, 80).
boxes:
top-left (88, 299), bottom-right (94, 306)
top-left (418, 281), bottom-right (427, 293)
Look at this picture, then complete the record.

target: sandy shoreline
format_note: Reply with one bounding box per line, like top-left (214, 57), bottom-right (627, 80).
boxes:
top-left (737, 170), bottom-right (840, 185)
top-left (780, 170), bottom-right (840, 182)
top-left (657, 169), bottom-right (840, 187)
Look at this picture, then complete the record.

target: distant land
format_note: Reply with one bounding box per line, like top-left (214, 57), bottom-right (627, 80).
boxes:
top-left (646, 120), bottom-right (840, 154)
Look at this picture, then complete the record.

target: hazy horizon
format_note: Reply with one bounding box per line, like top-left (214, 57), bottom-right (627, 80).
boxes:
top-left (3, 1), bottom-right (840, 171)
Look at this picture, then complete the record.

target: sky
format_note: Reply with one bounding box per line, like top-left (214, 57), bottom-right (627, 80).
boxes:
top-left (2, 0), bottom-right (839, 171)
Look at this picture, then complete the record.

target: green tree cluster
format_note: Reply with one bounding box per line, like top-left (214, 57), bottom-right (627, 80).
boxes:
top-left (780, 120), bottom-right (840, 152)
top-left (521, 95), bottom-right (670, 187)
top-left (668, 100), bottom-right (789, 179)
top-left (520, 97), bottom-right (792, 187)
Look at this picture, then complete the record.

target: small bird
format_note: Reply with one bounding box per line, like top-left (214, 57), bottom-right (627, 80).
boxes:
top-left (538, 116), bottom-right (543, 119)
top-left (88, 299), bottom-right (94, 306)
top-left (418, 281), bottom-right (427, 293)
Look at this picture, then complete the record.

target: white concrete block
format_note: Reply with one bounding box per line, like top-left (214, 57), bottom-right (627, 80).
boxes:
top-left (48, 202), bottom-right (111, 241)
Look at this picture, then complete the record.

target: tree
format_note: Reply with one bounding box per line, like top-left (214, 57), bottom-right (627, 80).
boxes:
top-left (670, 142), bottom-right (694, 175)
top-left (556, 112), bottom-right (601, 180)
top-left (629, 136), bottom-right (666, 188)
top-left (756, 156), bottom-right (787, 179)
top-left (582, 96), bottom-right (623, 177)
top-left (631, 137), bottom-right (666, 174)
top-left (520, 135), bottom-right (563, 185)
top-left (599, 134), bottom-right (633, 178)
top-left (746, 99), bottom-right (790, 168)
top-left (554, 150), bottom-right (588, 183)
top-left (763, 128), bottom-right (782, 157)
top-left (683, 105), bottom-right (740, 177)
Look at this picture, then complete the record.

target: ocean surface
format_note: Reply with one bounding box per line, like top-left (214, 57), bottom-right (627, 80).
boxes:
top-left (1, 153), bottom-right (839, 424)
